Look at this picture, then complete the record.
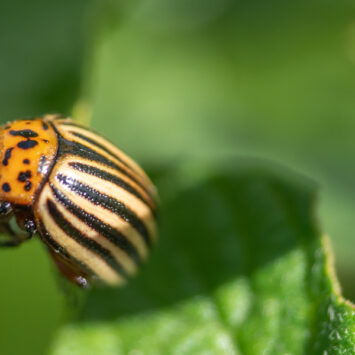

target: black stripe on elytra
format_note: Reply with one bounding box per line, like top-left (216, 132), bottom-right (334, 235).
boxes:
top-left (70, 130), bottom-right (141, 176)
top-left (37, 219), bottom-right (98, 280)
top-left (47, 198), bottom-right (128, 279)
top-left (50, 183), bottom-right (142, 264)
top-left (2, 147), bottom-right (13, 166)
top-left (58, 138), bottom-right (154, 200)
top-left (69, 162), bottom-right (156, 214)
top-left (10, 129), bottom-right (38, 138)
top-left (56, 174), bottom-right (152, 247)
top-left (37, 220), bottom-right (72, 259)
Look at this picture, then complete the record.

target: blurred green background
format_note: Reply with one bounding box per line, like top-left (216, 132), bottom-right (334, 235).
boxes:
top-left (0, 1), bottom-right (354, 354)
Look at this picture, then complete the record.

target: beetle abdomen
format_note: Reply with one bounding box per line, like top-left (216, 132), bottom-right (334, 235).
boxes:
top-left (34, 118), bottom-right (157, 287)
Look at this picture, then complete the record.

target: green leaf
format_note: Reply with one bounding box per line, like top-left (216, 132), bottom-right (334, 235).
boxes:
top-left (49, 162), bottom-right (355, 354)
top-left (0, 1), bottom-right (87, 122)
top-left (84, 0), bottom-right (355, 300)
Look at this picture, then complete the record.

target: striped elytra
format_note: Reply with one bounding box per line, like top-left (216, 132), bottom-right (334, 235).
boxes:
top-left (0, 114), bottom-right (158, 288)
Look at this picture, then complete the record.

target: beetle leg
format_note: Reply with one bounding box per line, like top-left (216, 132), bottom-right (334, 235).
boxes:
top-left (0, 232), bottom-right (33, 247)
top-left (0, 201), bottom-right (12, 216)
top-left (0, 238), bottom-right (22, 247)
top-left (0, 222), bottom-right (22, 247)
top-left (0, 201), bottom-right (19, 244)
top-left (24, 218), bottom-right (37, 239)
top-left (0, 217), bottom-right (36, 247)
top-left (0, 232), bottom-right (26, 247)
top-left (0, 202), bottom-right (19, 246)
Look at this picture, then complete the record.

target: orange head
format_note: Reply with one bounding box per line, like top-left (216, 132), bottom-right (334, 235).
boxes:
top-left (0, 118), bottom-right (58, 206)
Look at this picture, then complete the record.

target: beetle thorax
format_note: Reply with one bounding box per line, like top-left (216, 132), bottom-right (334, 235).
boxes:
top-left (0, 119), bottom-right (58, 206)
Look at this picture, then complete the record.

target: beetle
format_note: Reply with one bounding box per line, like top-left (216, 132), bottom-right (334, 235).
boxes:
top-left (0, 114), bottom-right (157, 288)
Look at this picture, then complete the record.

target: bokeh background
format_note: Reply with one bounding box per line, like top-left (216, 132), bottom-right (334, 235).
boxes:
top-left (0, 1), bottom-right (354, 354)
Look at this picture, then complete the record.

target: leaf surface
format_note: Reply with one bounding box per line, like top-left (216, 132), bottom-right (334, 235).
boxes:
top-left (50, 163), bottom-right (355, 354)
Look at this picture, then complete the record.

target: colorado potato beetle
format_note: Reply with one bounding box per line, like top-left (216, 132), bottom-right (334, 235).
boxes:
top-left (0, 114), bottom-right (157, 288)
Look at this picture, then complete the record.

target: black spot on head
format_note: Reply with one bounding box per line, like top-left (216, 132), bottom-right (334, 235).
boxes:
top-left (18, 170), bottom-right (32, 182)
top-left (10, 129), bottom-right (38, 138)
top-left (2, 147), bottom-right (13, 166)
top-left (42, 139), bottom-right (49, 143)
top-left (26, 121), bottom-right (31, 125)
top-left (23, 159), bottom-right (30, 165)
top-left (24, 181), bottom-right (32, 191)
top-left (2, 183), bottom-right (11, 192)
top-left (42, 121), bottom-right (49, 130)
top-left (17, 140), bottom-right (38, 149)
